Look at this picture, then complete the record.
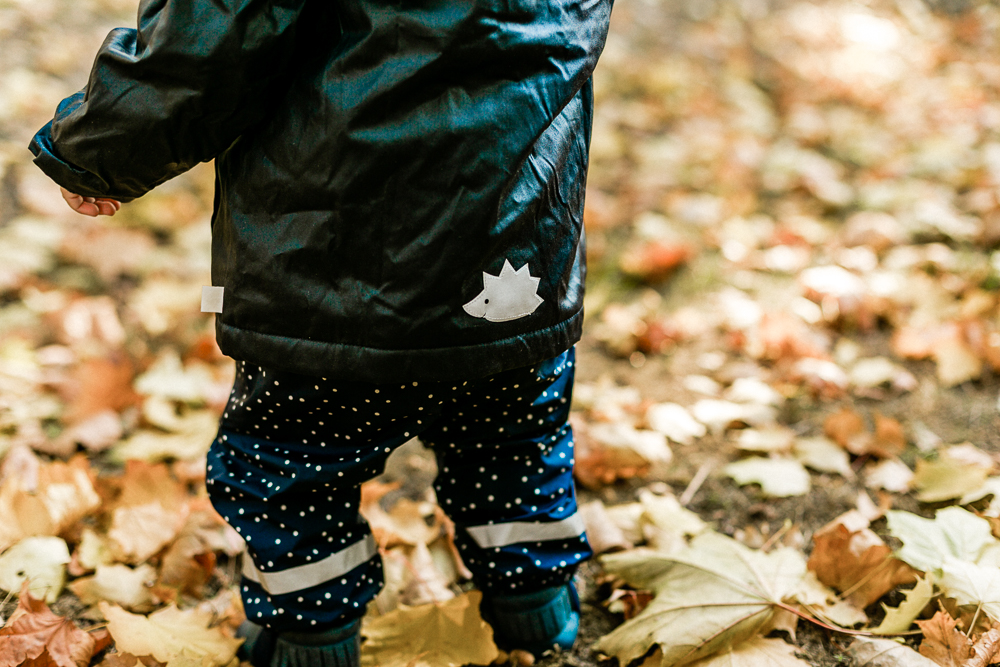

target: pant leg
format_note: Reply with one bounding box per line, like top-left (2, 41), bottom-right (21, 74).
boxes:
top-left (207, 362), bottom-right (449, 632)
top-left (422, 348), bottom-right (592, 594)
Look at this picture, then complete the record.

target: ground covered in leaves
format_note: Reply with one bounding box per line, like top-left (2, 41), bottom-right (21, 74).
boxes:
top-left (6, 0), bottom-right (1000, 666)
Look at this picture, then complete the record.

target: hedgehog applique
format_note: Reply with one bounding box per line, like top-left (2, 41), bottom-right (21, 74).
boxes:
top-left (463, 260), bottom-right (544, 322)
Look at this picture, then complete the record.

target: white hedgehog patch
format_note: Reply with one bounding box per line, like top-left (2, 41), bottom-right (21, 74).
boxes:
top-left (463, 260), bottom-right (543, 322)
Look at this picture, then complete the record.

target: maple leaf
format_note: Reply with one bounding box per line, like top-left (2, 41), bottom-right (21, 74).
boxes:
top-left (360, 591), bottom-right (499, 667)
top-left (100, 602), bottom-right (241, 667)
top-left (596, 532), bottom-right (808, 667)
top-left (939, 558), bottom-right (1000, 623)
top-left (807, 510), bottom-right (917, 609)
top-left (886, 507), bottom-right (996, 574)
top-left (913, 447), bottom-right (992, 503)
top-left (0, 583), bottom-right (107, 667)
top-left (686, 637), bottom-right (810, 666)
top-left (917, 611), bottom-right (973, 667)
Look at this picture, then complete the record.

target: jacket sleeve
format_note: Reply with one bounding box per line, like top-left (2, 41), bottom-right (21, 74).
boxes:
top-left (29, 0), bottom-right (310, 201)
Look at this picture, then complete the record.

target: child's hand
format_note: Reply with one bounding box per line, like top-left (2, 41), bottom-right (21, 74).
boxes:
top-left (60, 187), bottom-right (121, 217)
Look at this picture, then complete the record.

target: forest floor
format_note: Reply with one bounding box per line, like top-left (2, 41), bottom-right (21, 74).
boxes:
top-left (6, 1), bottom-right (1000, 666)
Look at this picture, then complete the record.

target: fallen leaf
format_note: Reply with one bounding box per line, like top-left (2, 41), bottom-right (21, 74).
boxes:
top-left (686, 637), bottom-right (810, 666)
top-left (735, 428), bottom-right (794, 453)
top-left (913, 449), bottom-right (992, 503)
top-left (646, 403), bottom-right (706, 446)
top-left (917, 610), bottom-right (972, 666)
top-left (792, 437), bottom-right (852, 476)
top-left (692, 399), bottom-right (776, 433)
top-left (847, 637), bottom-right (941, 667)
top-left (864, 459), bottom-right (914, 493)
top-left (723, 457), bottom-right (811, 497)
top-left (100, 602), bottom-right (240, 667)
top-left (887, 507), bottom-right (997, 574)
top-left (105, 461), bottom-right (191, 563)
top-left (360, 591), bottom-right (499, 667)
top-left (111, 411), bottom-right (219, 463)
top-left (69, 564), bottom-right (157, 611)
top-left (872, 414), bottom-right (906, 459)
top-left (871, 575), bottom-right (935, 635)
top-left (154, 505), bottom-right (242, 600)
top-left (619, 241), bottom-right (694, 282)
top-left (0, 536), bottom-right (71, 603)
top-left (933, 333), bottom-right (982, 387)
top-left (60, 356), bottom-right (140, 424)
top-left (579, 500), bottom-right (632, 553)
top-left (0, 453), bottom-right (101, 553)
top-left (967, 626), bottom-right (1000, 667)
top-left (0, 583), bottom-right (103, 667)
top-left (807, 511), bottom-right (917, 609)
top-left (824, 408), bottom-right (868, 454)
top-left (596, 532), bottom-right (808, 666)
top-left (939, 558), bottom-right (1000, 622)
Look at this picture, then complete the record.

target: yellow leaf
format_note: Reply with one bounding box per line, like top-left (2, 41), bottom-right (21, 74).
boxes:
top-left (100, 602), bottom-right (241, 667)
top-left (870, 575), bottom-right (935, 635)
top-left (69, 564), bottom-right (157, 611)
top-left (361, 591), bottom-right (499, 667)
top-left (687, 637), bottom-right (811, 666)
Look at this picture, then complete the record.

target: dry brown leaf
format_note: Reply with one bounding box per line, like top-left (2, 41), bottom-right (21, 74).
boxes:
top-left (0, 583), bottom-right (107, 667)
top-left (824, 407), bottom-right (868, 453)
top-left (58, 225), bottom-right (156, 282)
top-left (619, 241), bottom-right (694, 282)
top-left (0, 452), bottom-right (101, 552)
top-left (155, 505), bottom-right (242, 600)
top-left (917, 611), bottom-right (972, 667)
top-left (60, 356), bottom-right (141, 424)
top-left (807, 510), bottom-right (917, 608)
top-left (578, 500), bottom-right (632, 553)
top-left (872, 414), bottom-right (906, 459)
top-left (105, 461), bottom-right (190, 563)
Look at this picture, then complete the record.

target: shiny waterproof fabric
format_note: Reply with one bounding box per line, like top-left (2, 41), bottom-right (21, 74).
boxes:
top-left (30, 0), bottom-right (613, 382)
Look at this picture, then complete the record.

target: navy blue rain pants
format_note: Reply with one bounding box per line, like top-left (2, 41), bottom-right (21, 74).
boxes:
top-left (206, 348), bottom-right (591, 633)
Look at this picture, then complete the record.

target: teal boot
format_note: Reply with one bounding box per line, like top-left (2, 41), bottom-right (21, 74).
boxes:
top-left (237, 619), bottom-right (361, 667)
top-left (483, 583), bottom-right (580, 658)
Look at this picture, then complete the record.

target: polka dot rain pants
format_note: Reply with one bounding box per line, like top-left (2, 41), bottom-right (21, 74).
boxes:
top-left (206, 348), bottom-right (591, 633)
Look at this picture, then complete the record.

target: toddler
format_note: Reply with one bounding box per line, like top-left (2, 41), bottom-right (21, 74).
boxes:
top-left (31, 0), bottom-right (613, 664)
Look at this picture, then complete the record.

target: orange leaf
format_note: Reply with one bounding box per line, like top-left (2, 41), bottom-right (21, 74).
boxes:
top-left (0, 584), bottom-right (98, 667)
top-left (871, 414), bottom-right (906, 459)
top-left (807, 511), bottom-right (916, 609)
top-left (917, 611), bottom-right (972, 667)
top-left (61, 356), bottom-right (140, 424)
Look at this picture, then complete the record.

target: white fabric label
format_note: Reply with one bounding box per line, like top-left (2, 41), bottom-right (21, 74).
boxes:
top-left (242, 534), bottom-right (377, 596)
top-left (201, 286), bottom-right (224, 313)
top-left (465, 514), bottom-right (586, 549)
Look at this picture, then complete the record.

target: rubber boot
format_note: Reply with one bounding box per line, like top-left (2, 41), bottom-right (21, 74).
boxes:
top-left (482, 583), bottom-right (580, 658)
top-left (236, 618), bottom-right (361, 667)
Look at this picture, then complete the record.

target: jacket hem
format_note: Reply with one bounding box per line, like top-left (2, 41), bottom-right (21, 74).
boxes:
top-left (215, 310), bottom-right (584, 383)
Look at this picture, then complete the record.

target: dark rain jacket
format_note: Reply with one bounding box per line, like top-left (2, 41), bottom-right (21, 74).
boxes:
top-left (30, 0), bottom-right (613, 383)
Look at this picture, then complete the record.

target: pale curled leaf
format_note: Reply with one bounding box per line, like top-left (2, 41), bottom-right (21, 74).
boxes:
top-left (723, 457), bottom-right (810, 497)
top-left (0, 536), bottom-right (70, 604)
top-left (870, 575), bottom-right (935, 635)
